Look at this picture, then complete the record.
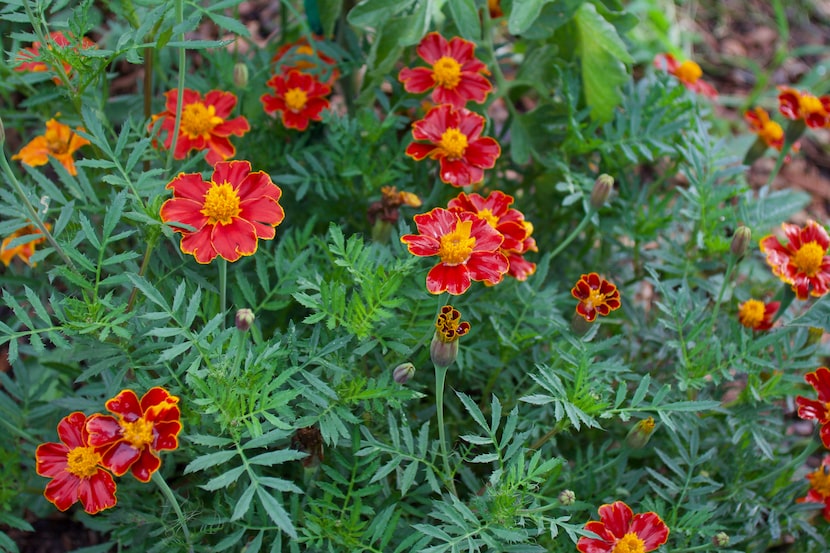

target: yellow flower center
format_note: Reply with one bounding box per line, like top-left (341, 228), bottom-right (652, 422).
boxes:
top-left (477, 208), bottom-right (499, 228)
top-left (180, 102), bottom-right (223, 139)
top-left (439, 128), bottom-right (468, 159)
top-left (585, 288), bottom-right (607, 312)
top-left (792, 241), bottom-right (826, 277)
top-left (65, 446), bottom-right (102, 478)
top-left (285, 87), bottom-right (309, 112)
top-left (201, 181), bottom-right (242, 225)
top-left (799, 94), bottom-right (824, 115)
top-left (438, 219), bottom-right (475, 265)
top-left (809, 465), bottom-right (830, 498)
top-left (760, 120), bottom-right (783, 144)
top-left (121, 417), bottom-right (155, 449)
top-left (739, 299), bottom-right (766, 328)
top-left (612, 533), bottom-right (646, 553)
top-left (432, 56), bottom-right (462, 89)
top-left (44, 127), bottom-right (69, 155)
top-left (675, 60), bottom-right (702, 84)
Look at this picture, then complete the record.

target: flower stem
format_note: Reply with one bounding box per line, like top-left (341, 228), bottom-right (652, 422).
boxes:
top-left (707, 255), bottom-right (736, 338)
top-left (166, 0), bottom-right (187, 171)
top-left (153, 472), bottom-right (194, 552)
top-left (548, 209), bottom-right (595, 261)
top-left (219, 257), bottom-right (228, 322)
top-left (434, 363), bottom-right (457, 496)
top-left (764, 120), bottom-right (802, 188)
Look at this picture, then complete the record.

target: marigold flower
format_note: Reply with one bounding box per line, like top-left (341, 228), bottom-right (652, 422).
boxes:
top-left (86, 387), bottom-right (182, 482)
top-left (400, 207), bottom-right (508, 295)
top-left (654, 53), bottom-right (717, 99)
top-left (12, 118), bottom-right (89, 176)
top-left (272, 37), bottom-right (340, 86)
top-left (759, 220), bottom-right (830, 300)
top-left (406, 104), bottom-right (500, 187)
top-left (737, 299), bottom-right (779, 331)
top-left (150, 88), bottom-right (250, 166)
top-left (399, 33), bottom-right (492, 109)
top-left (577, 501), bottom-right (670, 553)
top-left (796, 454), bottom-right (830, 522)
top-left (571, 273), bottom-right (621, 323)
top-left (35, 412), bottom-right (117, 514)
top-left (796, 367), bottom-right (830, 449)
top-left (14, 31), bottom-right (96, 83)
top-left (160, 160), bottom-right (285, 264)
top-left (1, 223), bottom-right (50, 267)
top-left (431, 305), bottom-right (470, 367)
top-left (778, 86), bottom-right (830, 128)
top-left (261, 70), bottom-right (331, 131)
top-left (744, 107), bottom-right (792, 152)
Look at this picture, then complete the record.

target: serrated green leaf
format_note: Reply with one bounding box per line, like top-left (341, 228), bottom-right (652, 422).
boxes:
top-left (184, 450), bottom-right (238, 474)
top-left (256, 488), bottom-right (297, 539)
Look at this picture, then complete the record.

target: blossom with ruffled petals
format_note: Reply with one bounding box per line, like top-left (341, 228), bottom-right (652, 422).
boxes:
top-left (1, 223), bottom-right (50, 267)
top-left (745, 107), bottom-right (795, 153)
top-left (86, 388), bottom-right (182, 483)
top-left (572, 273), bottom-right (621, 322)
top-left (14, 31), bottom-right (96, 83)
top-left (778, 87), bottom-right (830, 128)
top-left (12, 118), bottom-right (89, 175)
top-left (150, 89), bottom-right (249, 166)
top-left (160, 160), bottom-right (285, 264)
top-left (654, 53), bottom-right (717, 98)
top-left (400, 208), bottom-right (508, 295)
top-left (272, 37), bottom-right (339, 86)
top-left (759, 220), bottom-right (830, 300)
top-left (399, 33), bottom-right (492, 109)
top-left (261, 70), bottom-right (331, 131)
top-left (796, 367), bottom-right (830, 449)
top-left (406, 105), bottom-right (500, 187)
top-left (577, 501), bottom-right (669, 553)
top-left (36, 412), bottom-right (117, 514)
top-left (797, 454), bottom-right (830, 522)
top-left (737, 299), bottom-right (779, 331)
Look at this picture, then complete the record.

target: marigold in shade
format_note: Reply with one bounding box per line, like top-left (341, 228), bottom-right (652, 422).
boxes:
top-left (759, 220), bottom-right (830, 300)
top-left (796, 454), bottom-right (830, 522)
top-left (400, 207), bottom-right (508, 295)
top-left (272, 37), bottom-right (339, 86)
top-left (261, 70), bottom-right (331, 131)
top-left (796, 367), bottom-right (830, 449)
top-left (150, 88), bottom-right (250, 166)
top-left (577, 501), bottom-right (670, 553)
top-left (737, 299), bottom-right (779, 331)
top-left (406, 105), bottom-right (500, 187)
top-left (1, 223), bottom-right (50, 267)
top-left (160, 160), bottom-right (285, 264)
top-left (572, 273), bottom-right (621, 323)
top-left (744, 107), bottom-right (798, 153)
top-left (86, 387), bottom-right (182, 483)
top-left (778, 86), bottom-right (830, 128)
top-left (398, 32), bottom-right (492, 109)
top-left (35, 412), bottom-right (117, 514)
top-left (12, 118), bottom-right (89, 176)
top-left (14, 31), bottom-right (96, 83)
top-left (654, 53), bottom-right (717, 98)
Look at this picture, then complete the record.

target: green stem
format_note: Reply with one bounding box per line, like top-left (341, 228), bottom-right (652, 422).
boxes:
top-left (166, 0), bottom-right (187, 171)
top-left (548, 209), bottom-right (595, 260)
top-left (707, 255), bottom-right (736, 338)
top-left (219, 257), bottom-right (228, 322)
top-left (434, 363), bottom-right (457, 496)
top-left (153, 472), bottom-right (194, 552)
top-left (764, 120), bottom-right (802, 188)
top-left (126, 233), bottom-right (159, 312)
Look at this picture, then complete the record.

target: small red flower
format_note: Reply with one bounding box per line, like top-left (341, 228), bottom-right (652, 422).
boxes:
top-left (571, 273), bottom-right (621, 323)
top-left (261, 70), bottom-right (331, 131)
top-left (406, 105), bottom-right (500, 187)
top-left (737, 299), bottom-right (779, 331)
top-left (654, 53), bottom-right (717, 99)
top-left (778, 86), bottom-right (830, 128)
top-left (759, 220), bottom-right (830, 300)
top-left (150, 89), bottom-right (250, 166)
top-left (272, 37), bottom-right (339, 87)
top-left (14, 31), bottom-right (96, 83)
top-left (744, 107), bottom-right (789, 152)
top-left (577, 501), bottom-right (670, 553)
top-left (398, 32), bottom-right (492, 109)
top-left (796, 454), bottom-right (830, 522)
top-left (400, 207), bottom-right (508, 295)
top-left (796, 367), bottom-right (830, 449)
top-left (35, 412), bottom-right (117, 514)
top-left (86, 388), bottom-right (182, 483)
top-left (160, 160), bottom-right (285, 264)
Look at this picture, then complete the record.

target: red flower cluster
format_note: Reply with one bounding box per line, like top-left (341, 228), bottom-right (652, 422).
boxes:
top-left (653, 53), bottom-right (717, 98)
top-left (35, 387), bottom-right (181, 514)
top-left (577, 501), bottom-right (669, 553)
top-left (778, 87), bottom-right (830, 129)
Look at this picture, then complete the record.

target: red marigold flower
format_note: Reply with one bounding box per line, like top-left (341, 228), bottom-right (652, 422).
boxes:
top-left (796, 367), bottom-right (830, 449)
top-left (448, 191), bottom-right (536, 281)
top-left (406, 104), bottom-right (500, 187)
top-left (398, 32), bottom-right (492, 109)
top-left (759, 220), bottom-right (830, 300)
top-left (272, 37), bottom-right (339, 87)
top-left (737, 298), bottom-right (779, 331)
top-left (744, 107), bottom-right (796, 153)
top-left (400, 207), bottom-right (508, 295)
top-left (86, 387), bottom-right (182, 483)
top-left (577, 501), bottom-right (670, 553)
top-left (35, 412), bottom-right (117, 514)
top-left (160, 160), bottom-right (285, 264)
top-left (654, 53), bottom-right (717, 99)
top-left (778, 86), bottom-right (830, 128)
top-left (1, 223), bottom-right (50, 267)
top-left (12, 118), bottom-right (90, 176)
top-left (14, 31), bottom-right (96, 83)
top-left (571, 273), bottom-right (621, 322)
top-left (797, 454), bottom-right (830, 522)
top-left (150, 89), bottom-right (250, 166)
top-left (261, 70), bottom-right (331, 131)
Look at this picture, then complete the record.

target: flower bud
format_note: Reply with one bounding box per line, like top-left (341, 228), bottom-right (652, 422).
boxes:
top-left (590, 174), bottom-right (614, 209)
top-left (712, 532), bottom-right (730, 547)
top-left (233, 62), bottom-right (249, 89)
top-left (430, 335), bottom-right (459, 369)
top-left (235, 308), bottom-right (255, 331)
top-left (730, 226), bottom-right (751, 258)
top-left (393, 362), bottom-right (416, 384)
top-left (0, 114), bottom-right (5, 144)
top-left (625, 416), bottom-right (656, 449)
top-left (430, 305), bottom-right (470, 369)
top-left (558, 489), bottom-right (575, 506)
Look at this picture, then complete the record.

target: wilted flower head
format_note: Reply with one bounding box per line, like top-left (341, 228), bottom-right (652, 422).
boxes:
top-left (625, 416), bottom-right (656, 449)
top-left (272, 37), bottom-right (340, 86)
top-left (744, 107), bottom-right (796, 153)
top-left (12, 118), bottom-right (90, 176)
top-left (759, 220), bottom-right (830, 300)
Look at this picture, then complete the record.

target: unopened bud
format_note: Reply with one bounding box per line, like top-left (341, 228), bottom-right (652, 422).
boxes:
top-left (807, 326), bottom-right (824, 346)
top-left (625, 417), bottom-right (656, 449)
top-left (590, 174), bottom-right (614, 209)
top-left (235, 308), bottom-right (255, 331)
top-left (730, 226), bottom-right (751, 258)
top-left (712, 532), bottom-right (730, 547)
top-left (558, 489), bottom-right (575, 506)
top-left (233, 63), bottom-right (249, 89)
top-left (430, 334), bottom-right (459, 369)
top-left (393, 362), bottom-right (415, 384)
top-left (0, 115), bottom-right (5, 144)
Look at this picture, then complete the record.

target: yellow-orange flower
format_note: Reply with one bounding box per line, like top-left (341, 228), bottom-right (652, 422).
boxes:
top-left (0, 224), bottom-right (50, 267)
top-left (12, 119), bottom-right (89, 175)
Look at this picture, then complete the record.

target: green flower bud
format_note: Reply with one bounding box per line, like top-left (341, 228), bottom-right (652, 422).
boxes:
top-left (712, 532), bottom-right (730, 547)
top-left (235, 308), bottom-right (255, 332)
top-left (558, 489), bottom-right (575, 506)
top-left (730, 226), bottom-right (751, 258)
top-left (625, 417), bottom-right (656, 449)
top-left (590, 174), bottom-right (614, 209)
top-left (233, 62), bottom-right (249, 89)
top-left (393, 362), bottom-right (416, 384)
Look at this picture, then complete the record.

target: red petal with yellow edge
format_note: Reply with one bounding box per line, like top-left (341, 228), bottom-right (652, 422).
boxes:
top-left (100, 440), bottom-right (141, 476)
top-left (213, 160), bottom-right (252, 189)
top-left (415, 32), bottom-right (448, 65)
top-left (400, 233), bottom-right (440, 257)
top-left (153, 420), bottom-right (183, 451)
top-left (398, 66), bottom-right (435, 93)
top-left (44, 472), bottom-right (82, 511)
top-left (405, 142), bottom-right (438, 161)
top-left (77, 470), bottom-right (117, 514)
top-left (205, 137), bottom-right (235, 166)
top-left (630, 511), bottom-right (670, 550)
top-left (131, 448), bottom-right (162, 482)
top-left (802, 220), bottom-right (830, 250)
top-left (181, 227), bottom-right (219, 264)
top-left (467, 215), bottom-right (504, 252)
top-left (85, 414), bottom-right (124, 448)
top-left (204, 89), bottom-right (237, 118)
top-left (464, 137), bottom-right (500, 168)
top-left (36, 442), bottom-right (70, 478)
top-left (237, 171), bottom-right (282, 201)
top-left (466, 251), bottom-right (509, 284)
top-left (439, 157), bottom-right (483, 187)
top-left (282, 110), bottom-right (311, 131)
top-left (56, 412), bottom-right (88, 449)
top-left (426, 262), bottom-right (471, 295)
top-left (105, 389), bottom-right (142, 422)
top-left (796, 396), bottom-right (829, 423)
top-left (166, 173), bottom-right (211, 201)
top-left (597, 501), bottom-right (633, 538)
top-left (576, 520), bottom-right (615, 553)
top-left (140, 387), bottom-right (179, 414)
top-left (210, 217), bottom-right (258, 262)
top-left (160, 197), bottom-right (209, 233)
top-left (239, 197), bottom-right (284, 237)
top-left (806, 368), bottom-right (830, 402)
top-left (213, 115), bottom-right (250, 138)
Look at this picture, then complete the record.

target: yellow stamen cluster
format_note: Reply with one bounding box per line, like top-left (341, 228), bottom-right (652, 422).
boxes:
top-left (612, 532), bottom-right (646, 553)
top-left (180, 102), bottom-right (223, 140)
top-left (739, 299), bottom-right (766, 328)
top-left (431, 56), bottom-right (462, 89)
top-left (201, 182), bottom-right (242, 225)
top-left (121, 417), bottom-right (155, 450)
top-left (675, 60), bottom-right (702, 84)
top-left (808, 465), bottom-right (830, 498)
top-left (439, 128), bottom-right (468, 159)
top-left (792, 242), bottom-right (826, 277)
top-left (284, 87), bottom-right (309, 112)
top-left (65, 446), bottom-right (102, 478)
top-left (438, 219), bottom-right (475, 265)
